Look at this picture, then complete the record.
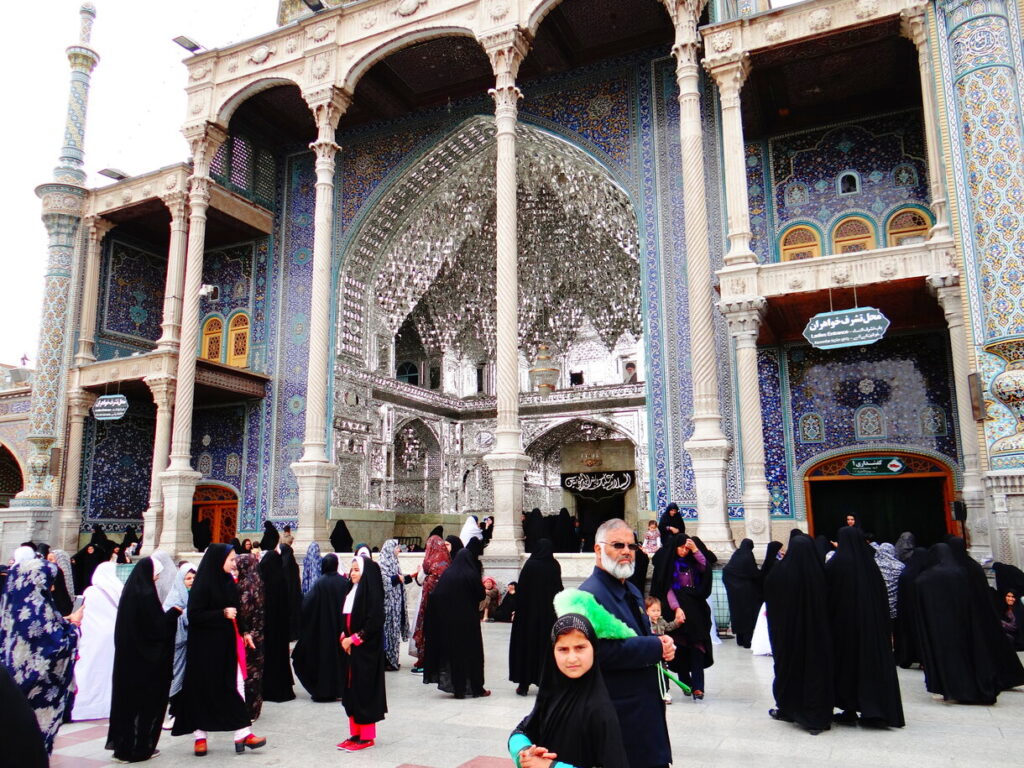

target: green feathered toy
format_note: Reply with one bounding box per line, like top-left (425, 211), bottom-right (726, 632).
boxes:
top-left (553, 588), bottom-right (692, 695)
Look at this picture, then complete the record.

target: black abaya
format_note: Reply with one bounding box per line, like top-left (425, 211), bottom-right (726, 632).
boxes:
top-left (722, 538), bottom-right (762, 648)
top-left (106, 557), bottom-right (181, 762)
top-left (628, 546), bottom-right (649, 596)
top-left (330, 520), bottom-right (354, 553)
top-left (657, 506), bottom-right (685, 543)
top-left (651, 534), bottom-right (715, 675)
top-left (0, 665), bottom-right (48, 768)
top-left (171, 545), bottom-right (251, 736)
top-left (71, 543), bottom-right (102, 594)
top-left (523, 509), bottom-right (546, 554)
top-left (279, 544), bottom-right (303, 641)
top-left (552, 508), bottom-right (576, 553)
top-left (893, 547), bottom-right (930, 668)
top-left (340, 555), bottom-right (388, 725)
top-left (915, 543), bottom-right (1004, 704)
top-left (824, 526), bottom-right (904, 727)
top-left (509, 540), bottom-right (563, 689)
top-left (259, 550), bottom-right (296, 702)
top-left (761, 541), bottom-right (784, 582)
top-left (259, 521), bottom-right (280, 551)
top-left (445, 535), bottom-right (464, 558)
top-left (52, 568), bottom-right (74, 616)
top-left (292, 555), bottom-right (350, 702)
top-left (764, 535), bottom-right (833, 733)
top-left (423, 544), bottom-right (487, 697)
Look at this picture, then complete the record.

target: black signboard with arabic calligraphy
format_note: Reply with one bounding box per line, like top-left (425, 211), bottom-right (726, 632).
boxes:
top-left (802, 307), bottom-right (890, 350)
top-left (561, 471), bottom-right (635, 501)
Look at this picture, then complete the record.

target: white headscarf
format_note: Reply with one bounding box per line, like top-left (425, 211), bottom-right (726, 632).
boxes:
top-left (12, 546), bottom-right (35, 565)
top-left (90, 561), bottom-right (124, 604)
top-left (343, 556), bottom-right (363, 614)
top-left (151, 551), bottom-right (177, 603)
top-left (460, 515), bottom-right (483, 546)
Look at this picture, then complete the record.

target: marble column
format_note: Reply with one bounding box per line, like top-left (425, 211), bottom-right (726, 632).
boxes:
top-left (721, 298), bottom-right (771, 545)
top-left (666, 2), bottom-right (734, 553)
top-left (14, 4), bottom-right (98, 511)
top-left (292, 88), bottom-right (350, 554)
top-left (156, 190), bottom-right (190, 352)
top-left (143, 375), bottom-right (175, 554)
top-left (74, 216), bottom-right (114, 366)
top-left (481, 28), bottom-right (532, 571)
top-left (57, 389), bottom-right (97, 551)
top-left (928, 274), bottom-right (989, 557)
top-left (706, 53), bottom-right (757, 266)
top-left (159, 123), bottom-right (227, 555)
top-left (901, 3), bottom-right (951, 241)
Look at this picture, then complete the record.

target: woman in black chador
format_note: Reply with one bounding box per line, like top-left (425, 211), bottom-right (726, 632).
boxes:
top-left (293, 554), bottom-right (349, 702)
top-left (763, 534), bottom-right (833, 734)
top-left (893, 547), bottom-right (930, 668)
top-left (337, 554), bottom-right (387, 752)
top-left (330, 519), bottom-right (354, 553)
top-left (523, 508), bottom-right (546, 554)
top-left (106, 557), bottom-right (182, 762)
top-left (423, 539), bottom-right (489, 698)
top-left (915, 543), bottom-right (1010, 704)
top-left (509, 539), bottom-right (563, 696)
top-left (259, 546), bottom-right (296, 702)
top-left (722, 538), bottom-right (762, 649)
top-left (824, 526), bottom-right (904, 727)
top-left (171, 544), bottom-right (266, 756)
top-left (279, 543), bottom-right (304, 641)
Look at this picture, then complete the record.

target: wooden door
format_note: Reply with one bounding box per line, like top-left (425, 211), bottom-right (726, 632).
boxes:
top-left (193, 485), bottom-right (238, 544)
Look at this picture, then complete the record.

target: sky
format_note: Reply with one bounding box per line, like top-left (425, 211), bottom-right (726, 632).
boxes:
top-left (0, 0), bottom-right (279, 367)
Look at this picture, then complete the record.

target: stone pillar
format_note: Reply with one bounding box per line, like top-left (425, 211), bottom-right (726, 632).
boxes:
top-left (481, 28), bottom-right (532, 573)
top-left (928, 274), bottom-right (989, 557)
top-left (721, 298), bottom-right (771, 545)
top-left (74, 216), bottom-right (114, 366)
top-left (159, 122), bottom-right (227, 555)
top-left (57, 389), bottom-right (97, 551)
top-left (156, 191), bottom-right (190, 352)
top-left (706, 53), bottom-right (756, 266)
top-left (666, 2), bottom-right (734, 553)
top-left (292, 88), bottom-right (350, 554)
top-left (143, 375), bottom-right (175, 554)
top-left (14, 4), bottom-right (99, 513)
top-left (901, 3), bottom-right (951, 241)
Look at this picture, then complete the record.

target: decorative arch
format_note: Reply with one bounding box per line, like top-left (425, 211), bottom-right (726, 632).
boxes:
top-left (830, 214), bottom-right (878, 254)
top-left (226, 311), bottom-right (251, 368)
top-left (798, 448), bottom-right (957, 539)
top-left (192, 482), bottom-right (240, 545)
top-left (201, 314), bottom-right (225, 362)
top-left (778, 222), bottom-right (824, 262)
top-left (0, 442), bottom-right (24, 507)
top-left (341, 27), bottom-right (480, 94)
top-left (885, 205), bottom-right (933, 247)
top-left (392, 418), bottom-right (442, 514)
top-left (791, 444), bottom-right (961, 524)
top-left (525, 416), bottom-right (637, 455)
top-left (215, 76), bottom-right (305, 127)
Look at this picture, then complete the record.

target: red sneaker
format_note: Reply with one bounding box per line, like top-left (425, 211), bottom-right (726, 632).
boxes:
top-left (337, 739), bottom-right (358, 751)
top-left (347, 739), bottom-right (375, 751)
top-left (194, 738), bottom-right (207, 757)
top-left (234, 734), bottom-right (267, 753)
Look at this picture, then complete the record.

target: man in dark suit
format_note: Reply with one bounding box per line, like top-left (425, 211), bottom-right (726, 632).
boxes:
top-left (579, 518), bottom-right (674, 768)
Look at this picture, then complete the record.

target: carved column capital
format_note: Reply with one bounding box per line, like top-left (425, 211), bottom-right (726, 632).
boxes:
top-left (184, 122), bottom-right (228, 175)
top-left (144, 374), bottom-right (177, 409)
top-left (720, 297), bottom-right (766, 345)
top-left (84, 215), bottom-right (114, 244)
top-left (899, 2), bottom-right (929, 49)
top-left (482, 27), bottom-right (531, 113)
top-left (67, 389), bottom-right (97, 418)
top-left (160, 189), bottom-right (189, 220)
top-left (705, 53), bottom-right (751, 108)
top-left (927, 273), bottom-right (965, 327)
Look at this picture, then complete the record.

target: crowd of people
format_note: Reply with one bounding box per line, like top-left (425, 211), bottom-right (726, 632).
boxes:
top-left (1, 507), bottom-right (1023, 767)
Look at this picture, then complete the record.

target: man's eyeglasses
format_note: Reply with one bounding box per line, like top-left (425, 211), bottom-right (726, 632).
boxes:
top-left (599, 541), bottom-right (639, 551)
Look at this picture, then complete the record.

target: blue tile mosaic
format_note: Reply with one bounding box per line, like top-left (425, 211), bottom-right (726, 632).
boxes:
top-left (97, 237), bottom-right (165, 355)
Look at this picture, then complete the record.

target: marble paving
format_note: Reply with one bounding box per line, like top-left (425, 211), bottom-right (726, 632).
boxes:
top-left (52, 621), bottom-right (1024, 767)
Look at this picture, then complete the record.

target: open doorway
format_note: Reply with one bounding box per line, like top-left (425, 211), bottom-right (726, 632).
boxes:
top-left (805, 452), bottom-right (954, 546)
top-left (192, 485), bottom-right (238, 546)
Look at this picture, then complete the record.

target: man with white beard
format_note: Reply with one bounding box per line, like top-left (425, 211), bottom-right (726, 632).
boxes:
top-left (579, 519), bottom-right (675, 768)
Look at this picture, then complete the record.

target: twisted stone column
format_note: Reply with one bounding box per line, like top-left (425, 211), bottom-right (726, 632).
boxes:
top-left (159, 122), bottom-right (226, 555)
top-left (901, 3), bottom-right (951, 241)
top-left (144, 375), bottom-right (176, 554)
top-left (666, 1), bottom-right (734, 553)
top-left (157, 191), bottom-right (190, 351)
top-left (928, 274), bottom-right (988, 557)
top-left (706, 53), bottom-right (756, 266)
top-left (57, 389), bottom-right (97, 550)
top-left (292, 88), bottom-right (349, 554)
top-left (481, 28), bottom-right (532, 569)
top-left (74, 216), bottom-right (113, 366)
top-left (721, 298), bottom-right (771, 545)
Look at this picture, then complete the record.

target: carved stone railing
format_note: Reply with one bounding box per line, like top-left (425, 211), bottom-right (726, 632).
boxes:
top-left (718, 240), bottom-right (956, 301)
top-left (339, 364), bottom-right (646, 416)
top-left (77, 350), bottom-right (179, 390)
top-left (702, 0), bottom-right (922, 62)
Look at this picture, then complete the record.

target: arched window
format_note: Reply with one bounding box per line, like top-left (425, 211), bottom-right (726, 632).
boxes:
top-left (837, 172), bottom-right (860, 195)
top-left (396, 361), bottom-right (419, 386)
top-left (832, 216), bottom-right (876, 254)
top-left (201, 317), bottom-right (223, 362)
top-left (887, 208), bottom-right (931, 246)
top-left (227, 313), bottom-right (250, 368)
top-left (779, 225), bottom-right (822, 261)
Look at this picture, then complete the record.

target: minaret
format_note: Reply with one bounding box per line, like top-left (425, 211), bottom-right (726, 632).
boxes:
top-left (14, 4), bottom-right (99, 518)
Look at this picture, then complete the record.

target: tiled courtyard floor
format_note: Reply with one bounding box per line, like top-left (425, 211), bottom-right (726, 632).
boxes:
top-left (52, 622), bottom-right (1023, 767)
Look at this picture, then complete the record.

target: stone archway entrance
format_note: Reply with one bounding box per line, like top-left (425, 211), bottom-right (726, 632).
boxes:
top-left (805, 451), bottom-right (955, 546)
top-left (0, 444), bottom-right (23, 507)
top-left (192, 485), bottom-right (238, 546)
